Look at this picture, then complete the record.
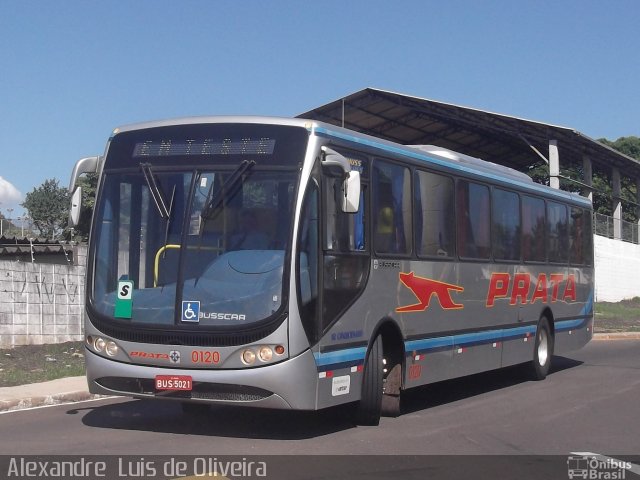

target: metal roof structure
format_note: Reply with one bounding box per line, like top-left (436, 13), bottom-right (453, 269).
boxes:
top-left (0, 236), bottom-right (74, 262)
top-left (298, 88), bottom-right (640, 180)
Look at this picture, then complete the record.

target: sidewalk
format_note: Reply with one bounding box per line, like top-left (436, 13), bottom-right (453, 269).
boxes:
top-left (0, 376), bottom-right (101, 412)
top-left (1, 333), bottom-right (638, 413)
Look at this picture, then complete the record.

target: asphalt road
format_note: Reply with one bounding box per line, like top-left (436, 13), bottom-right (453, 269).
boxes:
top-left (0, 339), bottom-right (638, 476)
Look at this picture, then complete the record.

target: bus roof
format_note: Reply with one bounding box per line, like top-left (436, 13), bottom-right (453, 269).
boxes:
top-left (108, 115), bottom-right (592, 208)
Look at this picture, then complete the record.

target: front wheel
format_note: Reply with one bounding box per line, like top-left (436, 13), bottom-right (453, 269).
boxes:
top-left (530, 316), bottom-right (554, 380)
top-left (355, 335), bottom-right (383, 426)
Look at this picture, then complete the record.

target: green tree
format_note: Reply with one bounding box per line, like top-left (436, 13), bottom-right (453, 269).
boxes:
top-left (598, 136), bottom-right (640, 160)
top-left (21, 178), bottom-right (69, 240)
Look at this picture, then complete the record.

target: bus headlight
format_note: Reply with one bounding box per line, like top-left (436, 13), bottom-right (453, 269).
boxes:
top-left (258, 347), bottom-right (273, 362)
top-left (242, 350), bottom-right (256, 365)
top-left (105, 341), bottom-right (119, 357)
top-left (94, 337), bottom-right (106, 353)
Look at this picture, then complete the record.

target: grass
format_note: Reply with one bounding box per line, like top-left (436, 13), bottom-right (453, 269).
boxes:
top-left (595, 297), bottom-right (640, 333)
top-left (0, 341), bottom-right (85, 388)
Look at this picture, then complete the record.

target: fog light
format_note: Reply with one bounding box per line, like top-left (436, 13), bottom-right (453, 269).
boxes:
top-left (258, 347), bottom-right (273, 362)
top-left (85, 336), bottom-right (93, 347)
top-left (105, 341), bottom-right (119, 357)
top-left (274, 345), bottom-right (285, 355)
top-left (242, 350), bottom-right (256, 365)
top-left (94, 337), bottom-right (106, 352)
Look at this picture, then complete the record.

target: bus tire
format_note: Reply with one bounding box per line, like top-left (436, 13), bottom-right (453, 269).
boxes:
top-left (355, 334), bottom-right (383, 426)
top-left (530, 316), bottom-right (553, 380)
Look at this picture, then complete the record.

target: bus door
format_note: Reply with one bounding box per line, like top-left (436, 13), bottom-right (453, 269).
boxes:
top-left (319, 153), bottom-right (369, 347)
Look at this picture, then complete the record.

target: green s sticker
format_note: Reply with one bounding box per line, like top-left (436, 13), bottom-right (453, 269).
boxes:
top-left (115, 280), bottom-right (134, 318)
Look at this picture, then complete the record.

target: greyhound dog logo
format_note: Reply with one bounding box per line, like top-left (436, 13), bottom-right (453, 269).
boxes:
top-left (397, 272), bottom-right (465, 312)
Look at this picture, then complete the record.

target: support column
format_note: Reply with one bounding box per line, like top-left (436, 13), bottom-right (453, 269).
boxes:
top-left (612, 167), bottom-right (622, 240)
top-left (583, 155), bottom-right (593, 202)
top-left (549, 140), bottom-right (560, 189)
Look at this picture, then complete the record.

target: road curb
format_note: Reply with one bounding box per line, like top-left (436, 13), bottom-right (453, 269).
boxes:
top-left (593, 332), bottom-right (640, 340)
top-left (0, 391), bottom-right (104, 413)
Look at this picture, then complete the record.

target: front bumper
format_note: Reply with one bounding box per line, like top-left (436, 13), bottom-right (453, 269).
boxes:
top-left (86, 347), bottom-right (319, 410)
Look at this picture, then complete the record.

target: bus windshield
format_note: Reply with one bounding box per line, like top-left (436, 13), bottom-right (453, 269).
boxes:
top-left (89, 123), bottom-right (308, 329)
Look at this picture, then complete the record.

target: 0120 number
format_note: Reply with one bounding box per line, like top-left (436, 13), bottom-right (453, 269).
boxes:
top-left (191, 350), bottom-right (221, 364)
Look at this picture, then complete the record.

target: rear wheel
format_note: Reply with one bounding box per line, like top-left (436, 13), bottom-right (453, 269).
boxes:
top-left (355, 335), bottom-right (383, 425)
top-left (530, 316), bottom-right (554, 380)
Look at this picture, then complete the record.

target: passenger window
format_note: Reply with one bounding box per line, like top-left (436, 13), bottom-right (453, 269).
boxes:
top-left (583, 209), bottom-right (594, 266)
top-left (570, 207), bottom-right (592, 265)
top-left (547, 201), bottom-right (569, 264)
top-left (522, 195), bottom-right (546, 262)
top-left (456, 180), bottom-right (490, 259)
top-left (492, 188), bottom-right (521, 261)
top-left (373, 161), bottom-right (412, 255)
top-left (415, 170), bottom-right (455, 258)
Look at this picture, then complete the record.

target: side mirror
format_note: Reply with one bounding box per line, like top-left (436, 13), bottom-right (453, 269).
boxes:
top-left (321, 146), bottom-right (361, 213)
top-left (342, 170), bottom-right (361, 213)
top-left (69, 186), bottom-right (82, 227)
top-left (69, 156), bottom-right (99, 191)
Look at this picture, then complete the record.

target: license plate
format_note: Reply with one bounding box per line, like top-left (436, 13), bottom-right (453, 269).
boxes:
top-left (155, 375), bottom-right (192, 391)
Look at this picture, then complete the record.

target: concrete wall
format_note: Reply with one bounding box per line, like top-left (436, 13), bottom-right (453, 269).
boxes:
top-left (594, 235), bottom-right (640, 302)
top-left (0, 246), bottom-right (86, 347)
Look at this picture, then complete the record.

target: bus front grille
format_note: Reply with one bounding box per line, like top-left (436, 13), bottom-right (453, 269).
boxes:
top-left (95, 376), bottom-right (273, 402)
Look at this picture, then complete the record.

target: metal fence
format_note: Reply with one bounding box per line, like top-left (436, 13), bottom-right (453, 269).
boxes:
top-left (594, 212), bottom-right (640, 244)
top-left (0, 217), bottom-right (37, 239)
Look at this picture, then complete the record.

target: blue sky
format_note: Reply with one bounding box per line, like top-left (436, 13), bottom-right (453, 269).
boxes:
top-left (1, 0), bottom-right (639, 215)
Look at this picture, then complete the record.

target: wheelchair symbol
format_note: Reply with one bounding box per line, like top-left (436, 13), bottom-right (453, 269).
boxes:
top-left (181, 301), bottom-right (200, 322)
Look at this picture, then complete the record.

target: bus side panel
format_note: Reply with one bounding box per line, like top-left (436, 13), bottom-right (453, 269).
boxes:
top-left (403, 337), bottom-right (453, 388)
top-left (500, 326), bottom-right (536, 367)
top-left (451, 335), bottom-right (503, 378)
top-left (554, 267), bottom-right (595, 355)
top-left (554, 318), bottom-right (593, 354)
top-left (315, 364), bottom-right (363, 409)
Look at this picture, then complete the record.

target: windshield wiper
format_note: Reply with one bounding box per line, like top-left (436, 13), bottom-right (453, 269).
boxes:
top-left (201, 159), bottom-right (255, 220)
top-left (140, 163), bottom-right (176, 263)
top-left (140, 163), bottom-right (171, 219)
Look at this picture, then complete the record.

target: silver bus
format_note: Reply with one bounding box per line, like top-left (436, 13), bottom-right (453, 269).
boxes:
top-left (69, 116), bottom-right (594, 425)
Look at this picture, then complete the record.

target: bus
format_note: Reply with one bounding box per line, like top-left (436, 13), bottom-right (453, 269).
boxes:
top-left (69, 116), bottom-right (594, 425)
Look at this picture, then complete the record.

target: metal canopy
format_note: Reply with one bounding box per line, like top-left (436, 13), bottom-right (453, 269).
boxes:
top-left (298, 88), bottom-right (640, 179)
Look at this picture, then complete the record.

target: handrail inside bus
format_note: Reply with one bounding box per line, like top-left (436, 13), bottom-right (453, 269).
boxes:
top-left (153, 244), bottom-right (223, 287)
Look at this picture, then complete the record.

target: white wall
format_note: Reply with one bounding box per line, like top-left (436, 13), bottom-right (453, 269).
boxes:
top-left (0, 246), bottom-right (86, 347)
top-left (594, 235), bottom-right (640, 302)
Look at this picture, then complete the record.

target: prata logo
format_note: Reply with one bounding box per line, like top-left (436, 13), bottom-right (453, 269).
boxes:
top-left (181, 301), bottom-right (200, 322)
top-left (396, 272), bottom-right (464, 312)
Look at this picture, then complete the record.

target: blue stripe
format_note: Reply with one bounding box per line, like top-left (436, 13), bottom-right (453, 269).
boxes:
top-left (313, 125), bottom-right (592, 207)
top-left (406, 336), bottom-right (453, 352)
top-left (313, 347), bottom-right (366, 367)
top-left (315, 313), bottom-right (592, 370)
